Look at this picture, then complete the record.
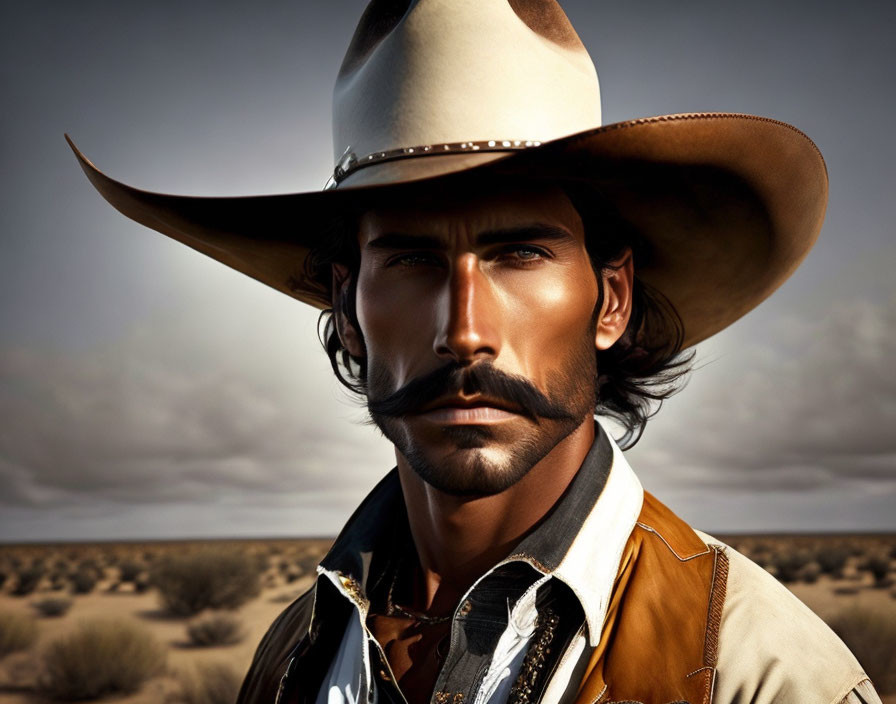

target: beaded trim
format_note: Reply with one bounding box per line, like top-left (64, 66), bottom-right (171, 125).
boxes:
top-left (323, 139), bottom-right (543, 190)
top-left (508, 607), bottom-right (559, 704)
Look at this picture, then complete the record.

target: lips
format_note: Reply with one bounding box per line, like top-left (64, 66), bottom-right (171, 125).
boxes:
top-left (414, 395), bottom-right (528, 424)
top-left (417, 394), bottom-right (524, 416)
top-left (419, 406), bottom-right (520, 424)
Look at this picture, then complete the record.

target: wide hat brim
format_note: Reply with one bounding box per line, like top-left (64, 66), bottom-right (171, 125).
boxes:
top-left (67, 112), bottom-right (827, 349)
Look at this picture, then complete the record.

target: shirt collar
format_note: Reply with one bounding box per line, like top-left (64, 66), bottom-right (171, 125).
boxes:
top-left (316, 420), bottom-right (644, 646)
top-left (550, 428), bottom-right (643, 644)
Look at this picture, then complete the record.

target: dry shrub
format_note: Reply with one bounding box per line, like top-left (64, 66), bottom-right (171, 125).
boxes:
top-left (771, 551), bottom-right (812, 584)
top-left (40, 618), bottom-right (166, 700)
top-left (118, 560), bottom-right (143, 583)
top-left (186, 613), bottom-right (245, 647)
top-left (13, 565), bottom-right (45, 596)
top-left (799, 563), bottom-right (821, 584)
top-left (174, 660), bottom-right (242, 704)
top-left (70, 569), bottom-right (97, 594)
top-left (815, 545), bottom-right (850, 578)
top-left (860, 555), bottom-right (892, 587)
top-left (32, 597), bottom-right (73, 617)
top-left (284, 568), bottom-right (302, 583)
top-left (0, 610), bottom-right (38, 657)
top-left (151, 549), bottom-right (261, 617)
top-left (827, 607), bottom-right (896, 694)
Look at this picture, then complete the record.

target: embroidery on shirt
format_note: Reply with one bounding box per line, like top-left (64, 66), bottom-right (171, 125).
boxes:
top-left (507, 607), bottom-right (559, 704)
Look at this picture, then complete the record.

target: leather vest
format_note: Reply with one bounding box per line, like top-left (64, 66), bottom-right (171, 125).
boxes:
top-left (572, 492), bottom-right (728, 704)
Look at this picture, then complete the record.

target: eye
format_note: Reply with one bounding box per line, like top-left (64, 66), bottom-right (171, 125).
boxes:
top-left (499, 245), bottom-right (550, 264)
top-left (514, 246), bottom-right (542, 259)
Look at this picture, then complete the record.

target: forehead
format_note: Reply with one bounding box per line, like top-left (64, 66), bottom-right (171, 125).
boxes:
top-left (357, 179), bottom-right (584, 242)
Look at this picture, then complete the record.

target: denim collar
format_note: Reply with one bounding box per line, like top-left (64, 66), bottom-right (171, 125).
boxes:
top-left (316, 420), bottom-right (644, 646)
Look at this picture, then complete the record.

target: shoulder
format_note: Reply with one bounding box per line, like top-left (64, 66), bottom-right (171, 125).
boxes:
top-left (694, 530), bottom-right (876, 704)
top-left (237, 586), bottom-right (315, 704)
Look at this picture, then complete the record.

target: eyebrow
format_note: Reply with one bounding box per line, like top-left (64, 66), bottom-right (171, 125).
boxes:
top-left (366, 224), bottom-right (576, 251)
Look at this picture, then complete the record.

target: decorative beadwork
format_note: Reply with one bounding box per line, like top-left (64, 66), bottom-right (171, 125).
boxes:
top-left (338, 574), bottom-right (364, 605)
top-left (323, 139), bottom-right (543, 189)
top-left (507, 607), bottom-right (559, 704)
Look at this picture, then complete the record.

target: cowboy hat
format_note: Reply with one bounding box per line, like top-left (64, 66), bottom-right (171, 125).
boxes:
top-left (67, 0), bottom-right (827, 349)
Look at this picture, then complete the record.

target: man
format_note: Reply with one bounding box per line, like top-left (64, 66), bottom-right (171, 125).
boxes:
top-left (68, 1), bottom-right (881, 702)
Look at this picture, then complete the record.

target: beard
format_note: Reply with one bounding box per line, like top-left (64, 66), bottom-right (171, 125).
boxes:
top-left (366, 320), bottom-right (599, 497)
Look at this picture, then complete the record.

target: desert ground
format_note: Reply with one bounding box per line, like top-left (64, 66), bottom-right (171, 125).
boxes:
top-left (0, 534), bottom-right (893, 703)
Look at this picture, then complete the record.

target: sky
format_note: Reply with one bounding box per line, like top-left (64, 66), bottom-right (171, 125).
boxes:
top-left (1, 0), bottom-right (894, 541)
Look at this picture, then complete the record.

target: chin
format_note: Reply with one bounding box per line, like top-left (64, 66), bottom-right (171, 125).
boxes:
top-left (401, 433), bottom-right (546, 497)
top-left (373, 412), bottom-right (585, 497)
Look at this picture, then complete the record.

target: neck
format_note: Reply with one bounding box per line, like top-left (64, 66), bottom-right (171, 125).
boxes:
top-left (395, 417), bottom-right (595, 615)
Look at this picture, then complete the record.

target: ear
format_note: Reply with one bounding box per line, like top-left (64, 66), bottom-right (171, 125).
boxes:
top-left (595, 248), bottom-right (634, 351)
top-left (331, 264), bottom-right (366, 359)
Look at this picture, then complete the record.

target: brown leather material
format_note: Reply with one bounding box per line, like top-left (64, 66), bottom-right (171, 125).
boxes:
top-left (573, 492), bottom-right (728, 704)
top-left (66, 110), bottom-right (826, 349)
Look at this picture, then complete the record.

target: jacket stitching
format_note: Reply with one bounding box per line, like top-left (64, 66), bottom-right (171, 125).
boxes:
top-left (684, 666), bottom-right (715, 704)
top-left (588, 683), bottom-right (608, 704)
top-left (634, 522), bottom-right (711, 561)
top-left (503, 552), bottom-right (552, 574)
top-left (702, 546), bottom-right (729, 669)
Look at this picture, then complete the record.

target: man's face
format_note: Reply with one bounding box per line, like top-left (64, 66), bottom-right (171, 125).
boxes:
top-left (342, 182), bottom-right (614, 497)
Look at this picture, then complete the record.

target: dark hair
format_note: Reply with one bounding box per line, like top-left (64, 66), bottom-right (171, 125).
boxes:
top-left (303, 181), bottom-right (693, 449)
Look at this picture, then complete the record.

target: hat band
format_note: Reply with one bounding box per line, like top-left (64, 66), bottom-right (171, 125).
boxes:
top-left (324, 139), bottom-right (543, 190)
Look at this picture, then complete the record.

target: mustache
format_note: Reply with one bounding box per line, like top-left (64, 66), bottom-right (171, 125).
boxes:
top-left (367, 362), bottom-right (576, 422)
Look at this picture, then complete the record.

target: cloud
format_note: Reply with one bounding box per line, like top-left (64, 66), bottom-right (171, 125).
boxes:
top-left (628, 290), bottom-right (896, 498)
top-left (0, 300), bottom-right (394, 523)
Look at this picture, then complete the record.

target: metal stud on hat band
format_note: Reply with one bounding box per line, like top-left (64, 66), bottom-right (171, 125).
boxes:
top-left (323, 139), bottom-right (543, 190)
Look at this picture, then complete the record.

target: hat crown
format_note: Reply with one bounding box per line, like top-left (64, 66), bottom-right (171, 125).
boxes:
top-left (332, 0), bottom-right (601, 167)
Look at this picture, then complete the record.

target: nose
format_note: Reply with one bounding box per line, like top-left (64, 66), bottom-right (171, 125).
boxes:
top-left (433, 253), bottom-right (501, 364)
